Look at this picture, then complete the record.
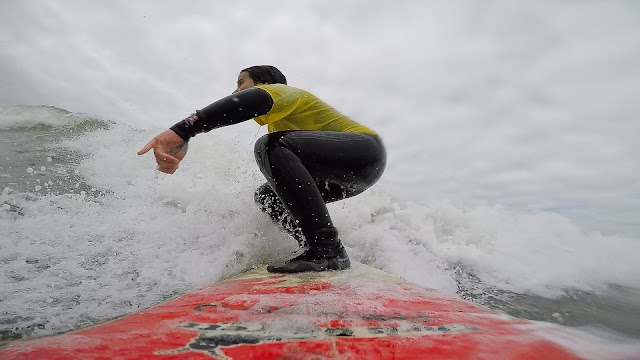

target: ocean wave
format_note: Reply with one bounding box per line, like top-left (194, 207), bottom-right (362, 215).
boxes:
top-left (0, 104), bottom-right (112, 130)
top-left (1, 116), bottom-right (639, 341)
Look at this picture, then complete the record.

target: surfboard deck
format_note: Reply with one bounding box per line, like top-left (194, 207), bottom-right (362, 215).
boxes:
top-left (0, 264), bottom-right (585, 359)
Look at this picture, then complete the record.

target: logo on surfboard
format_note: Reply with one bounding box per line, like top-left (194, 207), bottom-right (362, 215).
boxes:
top-left (157, 321), bottom-right (478, 359)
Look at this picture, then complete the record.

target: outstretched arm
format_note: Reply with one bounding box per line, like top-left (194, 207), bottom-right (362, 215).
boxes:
top-left (170, 88), bottom-right (273, 141)
top-left (137, 88), bottom-right (273, 174)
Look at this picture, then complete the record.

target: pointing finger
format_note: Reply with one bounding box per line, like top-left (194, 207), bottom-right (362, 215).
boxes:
top-left (137, 138), bottom-right (157, 155)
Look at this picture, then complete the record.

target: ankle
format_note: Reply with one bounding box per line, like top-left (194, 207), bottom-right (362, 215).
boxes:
top-left (307, 227), bottom-right (339, 248)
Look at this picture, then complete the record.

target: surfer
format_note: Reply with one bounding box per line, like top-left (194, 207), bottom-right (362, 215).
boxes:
top-left (138, 65), bottom-right (386, 273)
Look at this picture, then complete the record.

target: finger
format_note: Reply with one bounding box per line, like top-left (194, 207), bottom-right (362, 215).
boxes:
top-left (137, 138), bottom-right (157, 155)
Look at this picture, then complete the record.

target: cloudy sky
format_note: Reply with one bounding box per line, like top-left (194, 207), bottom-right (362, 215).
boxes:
top-left (1, 0), bottom-right (639, 237)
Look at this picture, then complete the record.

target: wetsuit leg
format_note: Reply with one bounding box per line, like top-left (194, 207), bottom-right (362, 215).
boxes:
top-left (254, 131), bottom-right (386, 250)
top-left (254, 183), bottom-right (305, 246)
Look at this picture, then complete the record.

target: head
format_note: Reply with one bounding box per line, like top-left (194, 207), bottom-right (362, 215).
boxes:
top-left (234, 65), bottom-right (287, 93)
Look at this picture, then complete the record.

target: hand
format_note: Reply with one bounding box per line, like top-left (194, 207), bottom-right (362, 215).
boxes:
top-left (137, 129), bottom-right (188, 174)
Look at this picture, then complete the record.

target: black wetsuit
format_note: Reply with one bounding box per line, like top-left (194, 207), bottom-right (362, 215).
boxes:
top-left (171, 86), bottom-right (386, 268)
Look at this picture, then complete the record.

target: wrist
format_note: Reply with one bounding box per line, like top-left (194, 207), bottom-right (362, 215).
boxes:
top-left (170, 113), bottom-right (200, 141)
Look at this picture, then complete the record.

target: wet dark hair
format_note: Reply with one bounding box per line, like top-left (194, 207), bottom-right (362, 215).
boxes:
top-left (241, 65), bottom-right (287, 85)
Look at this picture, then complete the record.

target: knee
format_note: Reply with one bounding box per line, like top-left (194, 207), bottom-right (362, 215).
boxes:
top-left (253, 132), bottom-right (293, 159)
top-left (254, 134), bottom-right (269, 159)
top-left (253, 132), bottom-right (292, 176)
top-left (254, 134), bottom-right (269, 170)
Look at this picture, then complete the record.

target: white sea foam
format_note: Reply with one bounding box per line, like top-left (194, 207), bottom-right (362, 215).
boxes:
top-left (68, 123), bottom-right (640, 297)
top-left (3, 122), bottom-right (639, 339)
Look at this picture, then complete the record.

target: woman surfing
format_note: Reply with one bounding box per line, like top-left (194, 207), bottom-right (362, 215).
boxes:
top-left (138, 65), bottom-right (386, 273)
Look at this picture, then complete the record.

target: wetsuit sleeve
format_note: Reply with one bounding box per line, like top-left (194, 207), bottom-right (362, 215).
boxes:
top-left (170, 88), bottom-right (273, 141)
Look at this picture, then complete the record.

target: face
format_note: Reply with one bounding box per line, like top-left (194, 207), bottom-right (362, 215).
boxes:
top-left (233, 71), bottom-right (259, 94)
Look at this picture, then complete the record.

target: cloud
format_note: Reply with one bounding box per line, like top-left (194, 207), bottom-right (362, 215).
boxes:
top-left (1, 0), bottom-right (638, 236)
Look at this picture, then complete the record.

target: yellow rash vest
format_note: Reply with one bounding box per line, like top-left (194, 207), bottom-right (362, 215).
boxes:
top-left (254, 84), bottom-right (377, 135)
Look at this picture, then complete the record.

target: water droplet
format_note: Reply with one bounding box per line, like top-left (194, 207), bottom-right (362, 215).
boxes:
top-left (26, 167), bottom-right (34, 174)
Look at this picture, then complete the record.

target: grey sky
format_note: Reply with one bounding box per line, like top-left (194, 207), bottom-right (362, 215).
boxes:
top-left (1, 0), bottom-right (639, 237)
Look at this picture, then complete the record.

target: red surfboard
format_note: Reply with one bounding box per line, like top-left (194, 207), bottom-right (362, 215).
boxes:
top-left (0, 264), bottom-right (592, 359)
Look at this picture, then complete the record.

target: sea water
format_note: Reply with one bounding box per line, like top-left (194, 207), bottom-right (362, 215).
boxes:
top-left (1, 106), bottom-right (639, 356)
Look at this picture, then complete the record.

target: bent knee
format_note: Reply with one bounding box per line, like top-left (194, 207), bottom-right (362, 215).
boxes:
top-left (253, 132), bottom-right (294, 157)
top-left (254, 132), bottom-right (295, 176)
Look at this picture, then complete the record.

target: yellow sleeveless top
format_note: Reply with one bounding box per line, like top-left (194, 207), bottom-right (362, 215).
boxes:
top-left (253, 84), bottom-right (377, 135)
